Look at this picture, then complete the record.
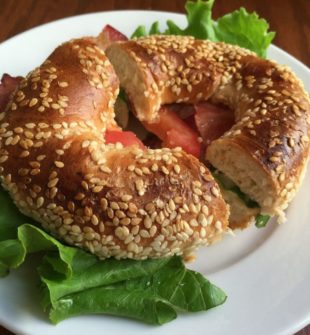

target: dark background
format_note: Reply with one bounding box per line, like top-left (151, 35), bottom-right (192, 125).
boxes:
top-left (0, 1), bottom-right (309, 334)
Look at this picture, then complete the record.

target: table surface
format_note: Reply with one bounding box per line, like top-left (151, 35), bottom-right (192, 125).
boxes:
top-left (0, 0), bottom-right (309, 334)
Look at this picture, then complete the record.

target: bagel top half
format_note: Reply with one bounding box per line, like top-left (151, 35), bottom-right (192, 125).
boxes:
top-left (0, 37), bottom-right (229, 260)
top-left (106, 35), bottom-right (310, 227)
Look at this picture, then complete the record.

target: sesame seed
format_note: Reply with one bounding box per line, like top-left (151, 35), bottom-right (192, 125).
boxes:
top-left (270, 156), bottom-right (280, 163)
top-left (54, 161), bottom-right (64, 168)
top-left (161, 166), bottom-right (169, 175)
top-left (129, 203), bottom-right (138, 213)
top-left (67, 201), bottom-right (75, 212)
top-left (288, 138), bottom-right (295, 148)
top-left (100, 198), bottom-right (108, 210)
top-left (71, 225), bottom-right (81, 234)
top-left (140, 229), bottom-right (150, 238)
top-left (135, 168), bottom-right (143, 176)
top-left (200, 228), bottom-right (207, 238)
top-left (5, 137), bottom-right (13, 145)
top-left (29, 98), bottom-right (38, 107)
top-left (51, 103), bottom-right (60, 110)
top-left (132, 218), bottom-right (142, 226)
top-left (58, 81), bottom-right (69, 87)
top-left (91, 215), bottom-right (99, 225)
top-left (85, 232), bottom-right (95, 241)
top-left (75, 192), bottom-right (85, 201)
top-left (168, 199), bottom-right (176, 211)
top-left (25, 123), bottom-right (36, 129)
top-left (49, 171), bottom-right (57, 180)
top-left (93, 185), bottom-right (103, 193)
top-left (14, 127), bottom-right (23, 134)
top-left (30, 168), bottom-right (40, 175)
top-left (190, 219), bottom-right (198, 227)
top-left (260, 109), bottom-right (267, 115)
top-left (202, 205), bottom-right (209, 215)
top-left (173, 165), bottom-right (180, 174)
top-left (279, 172), bottom-right (285, 182)
top-left (19, 151), bottom-right (30, 158)
top-left (50, 187), bottom-right (58, 198)
top-left (84, 206), bottom-right (93, 217)
top-left (100, 166), bottom-right (111, 173)
top-left (151, 164), bottom-right (158, 172)
top-left (64, 218), bottom-right (74, 225)
top-left (48, 178), bottom-right (59, 188)
top-left (56, 149), bottom-right (64, 155)
top-left (110, 202), bottom-right (120, 210)
top-left (0, 155), bottom-right (8, 163)
top-left (211, 186), bottom-right (219, 197)
top-left (81, 181), bottom-right (89, 190)
top-left (142, 167), bottom-right (150, 174)
top-left (193, 187), bottom-right (202, 196)
top-left (145, 202), bottom-right (155, 213)
top-left (135, 179), bottom-right (144, 191)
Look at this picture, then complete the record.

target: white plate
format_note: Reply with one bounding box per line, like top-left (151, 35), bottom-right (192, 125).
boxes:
top-left (0, 10), bottom-right (310, 335)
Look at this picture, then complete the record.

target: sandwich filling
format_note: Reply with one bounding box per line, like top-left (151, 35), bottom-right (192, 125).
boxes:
top-left (113, 91), bottom-right (270, 229)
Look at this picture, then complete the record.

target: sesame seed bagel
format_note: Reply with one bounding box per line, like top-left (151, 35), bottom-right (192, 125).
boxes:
top-left (106, 35), bottom-right (310, 225)
top-left (0, 38), bottom-right (229, 259)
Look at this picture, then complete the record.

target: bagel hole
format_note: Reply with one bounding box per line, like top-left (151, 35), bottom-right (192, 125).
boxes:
top-left (115, 93), bottom-right (266, 228)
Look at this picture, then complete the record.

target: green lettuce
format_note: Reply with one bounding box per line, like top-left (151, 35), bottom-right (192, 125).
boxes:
top-left (131, 0), bottom-right (275, 58)
top-left (45, 256), bottom-right (226, 324)
top-left (210, 169), bottom-right (270, 228)
top-left (255, 214), bottom-right (270, 228)
top-left (212, 169), bottom-right (258, 209)
top-left (0, 188), bottom-right (226, 324)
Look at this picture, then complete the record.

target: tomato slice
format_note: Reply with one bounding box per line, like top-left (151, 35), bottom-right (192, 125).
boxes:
top-left (98, 25), bottom-right (128, 49)
top-left (105, 130), bottom-right (145, 150)
top-left (142, 106), bottom-right (201, 158)
top-left (194, 102), bottom-right (234, 146)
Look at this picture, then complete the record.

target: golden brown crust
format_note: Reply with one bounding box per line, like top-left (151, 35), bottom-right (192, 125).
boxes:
top-left (106, 35), bottom-right (223, 122)
top-left (107, 35), bottom-right (310, 224)
top-left (0, 38), bottom-right (229, 259)
top-left (208, 55), bottom-right (310, 217)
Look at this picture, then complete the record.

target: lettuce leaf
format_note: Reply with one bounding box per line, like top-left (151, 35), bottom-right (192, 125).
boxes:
top-left (210, 169), bottom-right (270, 227)
top-left (214, 7), bottom-right (275, 58)
top-left (211, 169), bottom-right (259, 209)
top-left (255, 214), bottom-right (270, 228)
top-left (46, 256), bottom-right (226, 324)
top-left (0, 188), bottom-right (226, 324)
top-left (131, 0), bottom-right (275, 58)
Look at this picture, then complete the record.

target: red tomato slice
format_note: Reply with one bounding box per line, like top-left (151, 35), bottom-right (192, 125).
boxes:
top-left (98, 25), bottom-right (128, 49)
top-left (105, 130), bottom-right (145, 150)
top-left (142, 106), bottom-right (201, 158)
top-left (194, 102), bottom-right (234, 146)
top-left (0, 74), bottom-right (22, 110)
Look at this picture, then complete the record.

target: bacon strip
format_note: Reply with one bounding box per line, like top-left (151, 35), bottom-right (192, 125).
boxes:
top-left (97, 25), bottom-right (128, 50)
top-left (194, 102), bottom-right (234, 146)
top-left (0, 74), bottom-right (22, 111)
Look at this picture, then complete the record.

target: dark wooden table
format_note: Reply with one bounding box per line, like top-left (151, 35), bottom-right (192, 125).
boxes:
top-left (0, 1), bottom-right (309, 334)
